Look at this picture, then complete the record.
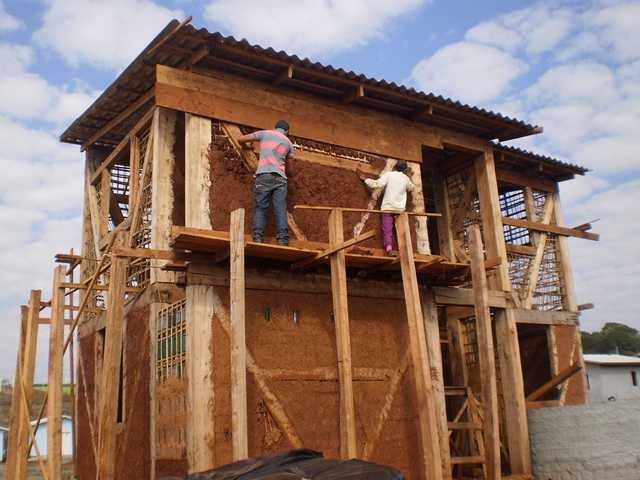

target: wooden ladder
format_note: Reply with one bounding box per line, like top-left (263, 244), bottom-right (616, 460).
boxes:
top-left (446, 386), bottom-right (487, 479)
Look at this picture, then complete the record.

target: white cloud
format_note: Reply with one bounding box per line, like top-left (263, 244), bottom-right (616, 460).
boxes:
top-left (203, 0), bottom-right (428, 58)
top-left (585, 1), bottom-right (640, 63)
top-left (0, 0), bottom-right (23, 32)
top-left (407, 42), bottom-right (527, 105)
top-left (33, 0), bottom-right (182, 72)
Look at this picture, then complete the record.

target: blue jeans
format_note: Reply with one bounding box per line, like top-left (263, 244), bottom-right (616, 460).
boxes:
top-left (252, 173), bottom-right (289, 243)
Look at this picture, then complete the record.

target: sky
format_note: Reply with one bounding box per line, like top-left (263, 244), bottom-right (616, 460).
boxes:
top-left (0, 0), bottom-right (638, 383)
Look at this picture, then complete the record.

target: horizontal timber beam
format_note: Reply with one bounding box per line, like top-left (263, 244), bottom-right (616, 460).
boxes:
top-left (501, 216), bottom-right (599, 241)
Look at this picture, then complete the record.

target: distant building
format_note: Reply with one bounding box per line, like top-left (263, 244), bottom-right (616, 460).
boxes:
top-left (28, 416), bottom-right (73, 459)
top-left (0, 425), bottom-right (8, 462)
top-left (584, 354), bottom-right (640, 403)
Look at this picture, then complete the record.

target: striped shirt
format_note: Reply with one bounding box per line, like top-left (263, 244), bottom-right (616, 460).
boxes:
top-left (253, 128), bottom-right (294, 179)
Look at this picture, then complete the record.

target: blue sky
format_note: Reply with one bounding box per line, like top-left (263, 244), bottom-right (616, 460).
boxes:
top-left (0, 0), bottom-right (638, 382)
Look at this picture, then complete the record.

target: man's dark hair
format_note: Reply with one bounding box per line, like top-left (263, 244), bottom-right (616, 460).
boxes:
top-left (395, 160), bottom-right (408, 171)
top-left (275, 120), bottom-right (290, 131)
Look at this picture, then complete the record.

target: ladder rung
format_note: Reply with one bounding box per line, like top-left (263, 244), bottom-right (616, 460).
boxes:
top-left (450, 455), bottom-right (485, 465)
top-left (447, 421), bottom-right (483, 430)
top-left (444, 386), bottom-right (469, 396)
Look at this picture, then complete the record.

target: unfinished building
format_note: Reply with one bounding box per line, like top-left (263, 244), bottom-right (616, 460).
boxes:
top-left (6, 17), bottom-right (599, 480)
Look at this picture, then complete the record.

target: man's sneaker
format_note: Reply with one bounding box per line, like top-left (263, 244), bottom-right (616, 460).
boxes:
top-left (278, 240), bottom-right (289, 246)
top-left (386, 249), bottom-right (397, 257)
top-left (253, 237), bottom-right (263, 243)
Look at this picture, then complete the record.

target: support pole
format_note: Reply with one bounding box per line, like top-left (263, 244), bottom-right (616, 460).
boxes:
top-left (328, 208), bottom-right (357, 459)
top-left (396, 212), bottom-right (443, 480)
top-left (184, 112), bottom-right (216, 472)
top-left (47, 266), bottom-right (66, 480)
top-left (96, 233), bottom-right (129, 480)
top-left (467, 224), bottom-right (500, 479)
top-left (230, 208), bottom-right (248, 460)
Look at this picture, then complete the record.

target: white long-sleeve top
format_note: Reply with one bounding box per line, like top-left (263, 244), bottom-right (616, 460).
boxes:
top-left (365, 170), bottom-right (414, 212)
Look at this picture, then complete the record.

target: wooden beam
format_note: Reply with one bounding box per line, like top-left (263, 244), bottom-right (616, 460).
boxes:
top-left (155, 65), bottom-right (425, 162)
top-left (525, 363), bottom-right (582, 402)
top-left (467, 224), bottom-right (500, 479)
top-left (501, 216), bottom-right (599, 241)
top-left (89, 107), bottom-right (155, 186)
top-left (291, 229), bottom-right (375, 271)
top-left (475, 148), bottom-right (511, 291)
top-left (396, 212), bottom-right (443, 480)
top-left (184, 111), bottom-right (216, 472)
top-left (342, 84), bottom-right (364, 103)
top-left (96, 233), bottom-right (129, 480)
top-left (511, 309), bottom-right (578, 326)
top-left (433, 287), bottom-right (507, 308)
top-left (4, 306), bottom-right (26, 480)
top-left (505, 243), bottom-right (537, 256)
top-left (328, 209), bottom-right (357, 459)
top-left (47, 266), bottom-right (66, 480)
top-left (495, 168), bottom-right (558, 193)
top-left (82, 88), bottom-right (155, 152)
top-left (271, 65), bottom-right (293, 86)
top-left (230, 209), bottom-right (248, 460)
top-left (407, 161), bottom-right (432, 254)
top-left (150, 107), bottom-right (177, 284)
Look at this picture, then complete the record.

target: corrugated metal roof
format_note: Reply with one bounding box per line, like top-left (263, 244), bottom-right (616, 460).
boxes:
top-left (59, 18), bottom-right (588, 178)
top-left (584, 354), bottom-right (640, 365)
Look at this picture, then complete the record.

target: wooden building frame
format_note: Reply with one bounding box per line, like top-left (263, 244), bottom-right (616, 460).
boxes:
top-left (6, 18), bottom-right (597, 480)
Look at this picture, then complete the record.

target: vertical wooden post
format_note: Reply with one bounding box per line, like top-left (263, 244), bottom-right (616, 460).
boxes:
top-left (474, 148), bottom-right (510, 291)
top-left (96, 233), bottom-right (129, 480)
top-left (396, 212), bottom-right (443, 480)
top-left (421, 291), bottom-right (452, 480)
top-left (47, 266), bottom-right (66, 480)
top-left (230, 208), bottom-right (248, 460)
top-left (6, 305), bottom-right (28, 480)
top-left (407, 161), bottom-right (431, 254)
top-left (494, 308), bottom-right (531, 475)
top-left (184, 112), bottom-right (216, 472)
top-left (467, 224), bottom-right (500, 479)
top-left (151, 107), bottom-right (177, 285)
top-left (328, 208), bottom-right (357, 459)
top-left (433, 170), bottom-right (455, 262)
top-left (129, 136), bottom-right (141, 214)
top-left (551, 192), bottom-right (589, 400)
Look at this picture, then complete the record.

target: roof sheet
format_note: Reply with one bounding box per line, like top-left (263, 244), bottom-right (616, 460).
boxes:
top-left (584, 354), bottom-right (640, 365)
top-left (60, 18), bottom-right (588, 178)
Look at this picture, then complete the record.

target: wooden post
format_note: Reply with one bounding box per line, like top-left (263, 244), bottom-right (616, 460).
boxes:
top-left (47, 266), bottom-right (66, 480)
top-left (407, 161), bottom-right (431, 254)
top-left (433, 170), bottom-right (455, 262)
top-left (551, 192), bottom-right (589, 400)
top-left (230, 208), bottom-right (248, 460)
top-left (421, 291), bottom-right (452, 480)
top-left (184, 112), bottom-right (216, 472)
top-left (474, 148), bottom-right (510, 291)
top-left (96, 233), bottom-right (129, 480)
top-left (6, 305), bottom-right (29, 480)
top-left (150, 107), bottom-right (177, 284)
top-left (467, 224), bottom-right (500, 479)
top-left (494, 308), bottom-right (531, 474)
top-left (328, 208), bottom-right (357, 459)
top-left (396, 212), bottom-right (443, 480)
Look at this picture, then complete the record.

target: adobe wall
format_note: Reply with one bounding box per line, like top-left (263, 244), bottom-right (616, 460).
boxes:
top-left (75, 305), bottom-right (152, 480)
top-left (527, 398), bottom-right (640, 479)
top-left (205, 283), bottom-right (424, 478)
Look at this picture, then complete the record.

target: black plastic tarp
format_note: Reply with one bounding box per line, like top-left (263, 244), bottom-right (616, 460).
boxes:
top-left (180, 449), bottom-right (407, 480)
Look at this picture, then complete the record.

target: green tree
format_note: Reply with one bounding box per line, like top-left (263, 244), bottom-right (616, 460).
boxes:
top-left (581, 322), bottom-right (640, 355)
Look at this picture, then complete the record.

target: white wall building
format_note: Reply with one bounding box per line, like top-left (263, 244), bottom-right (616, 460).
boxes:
top-left (584, 354), bottom-right (640, 403)
top-left (28, 415), bottom-right (73, 459)
top-left (0, 425), bottom-right (8, 462)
